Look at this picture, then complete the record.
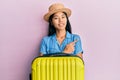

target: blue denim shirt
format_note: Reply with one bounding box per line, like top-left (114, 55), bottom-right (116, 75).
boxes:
top-left (40, 31), bottom-right (83, 54)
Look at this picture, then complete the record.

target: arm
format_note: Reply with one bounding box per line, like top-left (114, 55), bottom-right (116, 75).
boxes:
top-left (63, 35), bottom-right (83, 58)
top-left (74, 35), bottom-right (83, 58)
top-left (39, 38), bottom-right (47, 56)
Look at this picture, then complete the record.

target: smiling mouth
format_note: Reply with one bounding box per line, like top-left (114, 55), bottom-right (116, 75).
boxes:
top-left (58, 23), bottom-right (64, 26)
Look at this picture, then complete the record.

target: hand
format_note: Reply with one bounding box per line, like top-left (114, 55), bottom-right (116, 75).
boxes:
top-left (63, 40), bottom-right (78, 54)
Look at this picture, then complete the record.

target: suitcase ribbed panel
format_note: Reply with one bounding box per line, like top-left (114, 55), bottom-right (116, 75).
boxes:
top-left (32, 57), bottom-right (84, 80)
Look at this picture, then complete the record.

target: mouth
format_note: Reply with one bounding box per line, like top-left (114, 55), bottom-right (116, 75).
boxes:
top-left (58, 23), bottom-right (65, 26)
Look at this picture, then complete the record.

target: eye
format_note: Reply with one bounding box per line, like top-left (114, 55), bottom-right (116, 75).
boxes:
top-left (62, 16), bottom-right (65, 18)
top-left (53, 17), bottom-right (58, 20)
top-left (62, 16), bottom-right (66, 19)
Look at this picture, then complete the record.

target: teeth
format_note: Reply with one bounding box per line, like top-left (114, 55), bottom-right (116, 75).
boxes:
top-left (60, 24), bottom-right (63, 25)
top-left (59, 23), bottom-right (64, 26)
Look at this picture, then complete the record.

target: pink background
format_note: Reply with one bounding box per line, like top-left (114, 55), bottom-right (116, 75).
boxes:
top-left (0, 0), bottom-right (120, 80)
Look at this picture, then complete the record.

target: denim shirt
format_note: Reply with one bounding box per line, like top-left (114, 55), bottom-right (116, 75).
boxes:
top-left (40, 31), bottom-right (83, 54)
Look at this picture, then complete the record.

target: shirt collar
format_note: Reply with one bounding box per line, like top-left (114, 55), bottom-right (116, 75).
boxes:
top-left (52, 31), bottom-right (72, 40)
top-left (66, 31), bottom-right (71, 38)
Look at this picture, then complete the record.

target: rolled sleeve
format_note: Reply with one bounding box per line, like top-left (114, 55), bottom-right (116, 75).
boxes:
top-left (39, 38), bottom-right (47, 54)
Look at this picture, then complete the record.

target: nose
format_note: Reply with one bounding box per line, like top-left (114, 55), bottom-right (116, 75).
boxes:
top-left (59, 18), bottom-right (63, 22)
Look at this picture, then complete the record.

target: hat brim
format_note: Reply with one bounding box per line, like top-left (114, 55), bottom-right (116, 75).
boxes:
top-left (44, 8), bottom-right (71, 22)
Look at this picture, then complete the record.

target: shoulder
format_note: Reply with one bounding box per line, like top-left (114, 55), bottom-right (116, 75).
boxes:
top-left (42, 36), bottom-right (49, 40)
top-left (41, 35), bottom-right (54, 42)
top-left (66, 31), bottom-right (81, 39)
top-left (71, 33), bottom-right (81, 40)
top-left (42, 36), bottom-right (50, 41)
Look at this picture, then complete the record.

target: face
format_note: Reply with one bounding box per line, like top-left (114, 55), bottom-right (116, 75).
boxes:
top-left (51, 12), bottom-right (67, 31)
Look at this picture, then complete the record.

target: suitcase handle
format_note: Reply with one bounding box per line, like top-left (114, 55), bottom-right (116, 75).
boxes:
top-left (42, 53), bottom-right (84, 64)
top-left (43, 52), bottom-right (76, 57)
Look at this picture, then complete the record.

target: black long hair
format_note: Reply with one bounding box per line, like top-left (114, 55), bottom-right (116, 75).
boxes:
top-left (48, 12), bottom-right (72, 36)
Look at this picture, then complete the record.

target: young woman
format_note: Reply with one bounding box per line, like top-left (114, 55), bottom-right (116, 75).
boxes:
top-left (39, 3), bottom-right (83, 58)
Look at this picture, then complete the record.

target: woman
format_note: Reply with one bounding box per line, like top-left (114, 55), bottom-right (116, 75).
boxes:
top-left (40, 3), bottom-right (83, 58)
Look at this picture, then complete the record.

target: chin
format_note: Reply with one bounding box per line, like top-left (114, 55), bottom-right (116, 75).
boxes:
top-left (58, 27), bottom-right (66, 30)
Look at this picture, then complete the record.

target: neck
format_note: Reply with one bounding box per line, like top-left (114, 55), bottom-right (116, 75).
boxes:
top-left (56, 30), bottom-right (66, 38)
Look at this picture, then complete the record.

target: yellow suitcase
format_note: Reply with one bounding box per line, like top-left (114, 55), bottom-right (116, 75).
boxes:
top-left (31, 53), bottom-right (84, 80)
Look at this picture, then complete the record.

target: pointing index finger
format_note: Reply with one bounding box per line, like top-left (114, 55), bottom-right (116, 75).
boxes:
top-left (73, 39), bottom-right (78, 43)
top-left (70, 39), bottom-right (78, 45)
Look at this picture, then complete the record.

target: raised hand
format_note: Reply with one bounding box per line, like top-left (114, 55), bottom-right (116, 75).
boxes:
top-left (63, 40), bottom-right (78, 53)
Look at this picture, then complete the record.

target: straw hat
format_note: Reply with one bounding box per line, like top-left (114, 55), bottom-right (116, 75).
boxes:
top-left (44, 3), bottom-right (71, 21)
